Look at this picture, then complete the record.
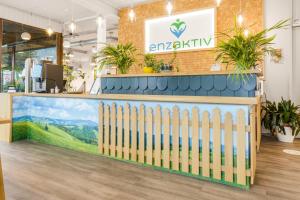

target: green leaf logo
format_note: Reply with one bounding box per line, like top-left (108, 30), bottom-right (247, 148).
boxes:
top-left (170, 19), bottom-right (187, 38)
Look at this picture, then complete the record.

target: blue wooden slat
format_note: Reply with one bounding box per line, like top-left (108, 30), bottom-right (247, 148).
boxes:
top-left (248, 90), bottom-right (256, 97)
top-left (221, 89), bottom-right (235, 97)
top-left (242, 75), bottom-right (257, 91)
top-left (168, 77), bottom-right (178, 91)
top-left (148, 77), bottom-right (157, 90)
top-left (178, 76), bottom-right (190, 91)
top-left (131, 78), bottom-right (139, 90)
top-left (214, 75), bottom-right (227, 91)
top-left (190, 76), bottom-right (201, 91)
top-left (227, 76), bottom-right (241, 91)
top-left (143, 89), bottom-right (153, 95)
top-left (208, 89), bottom-right (221, 96)
top-left (139, 77), bottom-right (148, 90)
top-left (106, 78), bottom-right (115, 90)
top-left (201, 75), bottom-right (214, 90)
top-left (101, 78), bottom-right (107, 90)
top-left (121, 77), bottom-right (131, 90)
top-left (157, 77), bottom-right (168, 91)
top-left (114, 78), bottom-right (122, 90)
top-left (235, 88), bottom-right (249, 97)
top-left (182, 89), bottom-right (196, 96)
top-left (196, 88), bottom-right (208, 96)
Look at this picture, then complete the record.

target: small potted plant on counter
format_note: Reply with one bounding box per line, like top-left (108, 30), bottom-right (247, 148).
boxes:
top-left (97, 43), bottom-right (136, 74)
top-left (143, 54), bottom-right (161, 73)
top-left (262, 98), bottom-right (300, 143)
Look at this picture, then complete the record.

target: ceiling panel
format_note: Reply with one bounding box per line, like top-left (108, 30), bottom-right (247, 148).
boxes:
top-left (0, 0), bottom-right (150, 23)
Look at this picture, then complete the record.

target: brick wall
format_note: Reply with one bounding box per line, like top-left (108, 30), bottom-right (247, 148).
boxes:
top-left (118, 0), bottom-right (263, 73)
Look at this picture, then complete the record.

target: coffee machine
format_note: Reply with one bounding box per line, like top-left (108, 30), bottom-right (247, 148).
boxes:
top-left (22, 59), bottom-right (63, 93)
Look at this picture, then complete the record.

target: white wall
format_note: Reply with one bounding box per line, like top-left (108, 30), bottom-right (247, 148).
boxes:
top-left (292, 0), bottom-right (300, 105)
top-left (0, 4), bottom-right (62, 32)
top-left (264, 0), bottom-right (293, 102)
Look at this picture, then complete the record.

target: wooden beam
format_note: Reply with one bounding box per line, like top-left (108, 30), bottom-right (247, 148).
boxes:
top-left (56, 33), bottom-right (63, 66)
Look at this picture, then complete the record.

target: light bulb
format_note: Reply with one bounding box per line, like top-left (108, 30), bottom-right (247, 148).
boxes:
top-left (166, 1), bottom-right (173, 15)
top-left (97, 16), bottom-right (103, 26)
top-left (128, 9), bottom-right (136, 22)
top-left (244, 29), bottom-right (249, 37)
top-left (69, 21), bottom-right (76, 34)
top-left (47, 27), bottom-right (54, 36)
top-left (216, 0), bottom-right (222, 7)
top-left (21, 32), bottom-right (31, 41)
top-left (237, 14), bottom-right (244, 26)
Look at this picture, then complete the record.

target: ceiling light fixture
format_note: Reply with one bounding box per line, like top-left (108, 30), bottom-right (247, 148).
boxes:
top-left (216, 0), bottom-right (222, 7)
top-left (237, 14), bottom-right (244, 25)
top-left (69, 21), bottom-right (76, 34)
top-left (244, 29), bottom-right (249, 37)
top-left (97, 16), bottom-right (103, 27)
top-left (21, 32), bottom-right (31, 41)
top-left (128, 8), bottom-right (136, 22)
top-left (69, 0), bottom-right (76, 34)
top-left (166, 0), bottom-right (173, 16)
top-left (47, 27), bottom-right (54, 36)
top-left (47, 18), bottom-right (54, 36)
top-left (237, 0), bottom-right (244, 26)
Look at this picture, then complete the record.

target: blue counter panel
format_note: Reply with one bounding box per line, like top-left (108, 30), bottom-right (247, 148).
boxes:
top-left (101, 74), bottom-right (257, 97)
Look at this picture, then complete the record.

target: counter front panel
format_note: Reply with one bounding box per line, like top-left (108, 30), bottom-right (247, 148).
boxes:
top-left (11, 94), bottom-right (258, 189)
top-left (101, 74), bottom-right (257, 97)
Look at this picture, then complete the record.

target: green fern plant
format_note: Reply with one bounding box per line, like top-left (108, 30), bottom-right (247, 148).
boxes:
top-left (97, 43), bottom-right (137, 74)
top-left (216, 19), bottom-right (289, 75)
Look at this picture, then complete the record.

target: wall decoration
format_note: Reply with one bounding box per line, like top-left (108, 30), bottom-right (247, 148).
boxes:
top-left (145, 8), bottom-right (215, 53)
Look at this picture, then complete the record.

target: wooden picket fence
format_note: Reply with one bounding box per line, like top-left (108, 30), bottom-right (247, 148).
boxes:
top-left (98, 102), bottom-right (257, 187)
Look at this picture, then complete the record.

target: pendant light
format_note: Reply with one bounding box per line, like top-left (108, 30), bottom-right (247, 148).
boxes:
top-left (166, 0), bottom-right (173, 16)
top-left (69, 0), bottom-right (76, 34)
top-left (21, 13), bottom-right (31, 41)
top-left (216, 0), bottom-right (222, 7)
top-left (237, 0), bottom-right (244, 26)
top-left (69, 21), bottom-right (76, 34)
top-left (244, 29), bottom-right (249, 37)
top-left (47, 18), bottom-right (54, 36)
top-left (128, 7), bottom-right (136, 22)
top-left (21, 32), bottom-right (31, 41)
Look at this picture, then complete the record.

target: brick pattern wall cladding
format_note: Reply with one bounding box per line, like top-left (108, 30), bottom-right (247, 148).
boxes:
top-left (118, 0), bottom-right (263, 74)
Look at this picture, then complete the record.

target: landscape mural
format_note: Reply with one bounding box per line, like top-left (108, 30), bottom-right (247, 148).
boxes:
top-left (13, 96), bottom-right (100, 154)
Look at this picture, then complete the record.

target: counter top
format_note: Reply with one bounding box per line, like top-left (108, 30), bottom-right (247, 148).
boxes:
top-left (7, 93), bottom-right (259, 105)
top-left (100, 70), bottom-right (261, 78)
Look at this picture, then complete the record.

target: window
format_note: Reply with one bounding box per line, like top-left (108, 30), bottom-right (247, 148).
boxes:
top-left (0, 19), bottom-right (58, 92)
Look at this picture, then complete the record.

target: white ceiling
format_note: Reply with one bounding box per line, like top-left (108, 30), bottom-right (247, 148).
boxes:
top-left (0, 0), bottom-right (149, 23)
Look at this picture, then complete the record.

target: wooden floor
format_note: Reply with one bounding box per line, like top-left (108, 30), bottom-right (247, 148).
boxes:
top-left (0, 137), bottom-right (300, 200)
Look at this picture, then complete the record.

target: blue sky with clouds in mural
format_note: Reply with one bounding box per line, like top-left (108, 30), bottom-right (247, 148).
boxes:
top-left (13, 97), bottom-right (100, 123)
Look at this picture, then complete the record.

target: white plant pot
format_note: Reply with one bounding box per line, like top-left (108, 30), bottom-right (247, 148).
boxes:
top-left (277, 127), bottom-right (295, 143)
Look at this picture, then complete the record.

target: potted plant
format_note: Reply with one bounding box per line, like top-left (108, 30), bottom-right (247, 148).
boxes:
top-left (215, 19), bottom-right (289, 77)
top-left (97, 43), bottom-right (136, 74)
top-left (277, 99), bottom-right (300, 142)
top-left (262, 98), bottom-right (300, 143)
top-left (143, 54), bottom-right (161, 73)
top-left (261, 100), bottom-right (279, 135)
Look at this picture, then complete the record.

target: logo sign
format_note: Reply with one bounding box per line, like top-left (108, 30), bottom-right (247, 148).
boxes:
top-left (145, 8), bottom-right (215, 53)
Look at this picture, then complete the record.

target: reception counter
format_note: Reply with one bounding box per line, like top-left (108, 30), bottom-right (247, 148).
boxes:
top-left (0, 90), bottom-right (260, 189)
